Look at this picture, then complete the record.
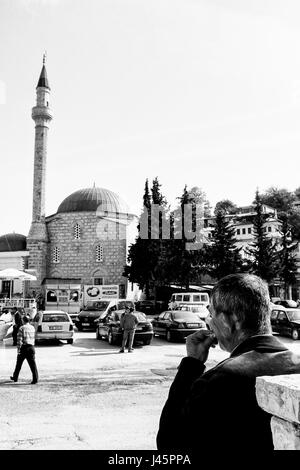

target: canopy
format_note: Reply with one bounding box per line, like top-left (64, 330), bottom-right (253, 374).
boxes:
top-left (0, 269), bottom-right (37, 298)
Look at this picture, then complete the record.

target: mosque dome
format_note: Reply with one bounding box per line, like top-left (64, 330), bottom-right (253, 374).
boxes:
top-left (0, 233), bottom-right (27, 252)
top-left (57, 186), bottom-right (131, 216)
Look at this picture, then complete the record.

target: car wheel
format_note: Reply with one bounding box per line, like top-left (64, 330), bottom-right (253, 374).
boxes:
top-left (166, 330), bottom-right (172, 342)
top-left (67, 338), bottom-right (73, 344)
top-left (108, 330), bottom-right (115, 345)
top-left (143, 339), bottom-right (152, 345)
top-left (292, 329), bottom-right (299, 340)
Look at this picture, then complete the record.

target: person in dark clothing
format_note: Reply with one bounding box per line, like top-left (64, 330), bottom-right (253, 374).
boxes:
top-left (12, 308), bottom-right (23, 346)
top-left (10, 315), bottom-right (38, 384)
top-left (157, 274), bottom-right (300, 452)
top-left (119, 307), bottom-right (139, 353)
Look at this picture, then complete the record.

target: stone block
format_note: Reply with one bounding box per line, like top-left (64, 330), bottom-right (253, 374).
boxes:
top-left (271, 416), bottom-right (300, 450)
top-left (256, 374), bottom-right (300, 424)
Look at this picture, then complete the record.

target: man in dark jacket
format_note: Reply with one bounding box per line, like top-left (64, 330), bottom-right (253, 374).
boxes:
top-left (157, 274), bottom-right (300, 452)
top-left (119, 307), bottom-right (138, 353)
top-left (12, 308), bottom-right (23, 346)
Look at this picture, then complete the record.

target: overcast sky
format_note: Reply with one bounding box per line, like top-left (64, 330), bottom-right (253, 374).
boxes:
top-left (1, 0), bottom-right (300, 236)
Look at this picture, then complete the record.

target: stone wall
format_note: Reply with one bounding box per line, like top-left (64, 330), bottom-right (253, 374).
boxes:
top-left (256, 374), bottom-right (300, 450)
top-left (46, 212), bottom-right (127, 286)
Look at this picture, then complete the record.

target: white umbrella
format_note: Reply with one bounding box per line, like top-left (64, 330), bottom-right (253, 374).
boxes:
top-left (0, 268), bottom-right (37, 299)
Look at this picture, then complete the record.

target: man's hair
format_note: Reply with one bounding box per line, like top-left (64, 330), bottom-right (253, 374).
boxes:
top-left (23, 315), bottom-right (30, 324)
top-left (211, 274), bottom-right (271, 334)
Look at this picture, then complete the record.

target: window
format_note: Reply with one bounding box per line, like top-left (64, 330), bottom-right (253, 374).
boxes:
top-left (268, 226), bottom-right (272, 232)
top-left (94, 277), bottom-right (104, 285)
top-left (96, 244), bottom-right (104, 262)
top-left (183, 295), bottom-right (190, 302)
top-left (242, 228), bottom-right (246, 235)
top-left (263, 227), bottom-right (267, 232)
top-left (74, 223), bottom-right (81, 240)
top-left (236, 229), bottom-right (240, 235)
top-left (248, 228), bottom-right (251, 234)
top-left (53, 246), bottom-right (60, 263)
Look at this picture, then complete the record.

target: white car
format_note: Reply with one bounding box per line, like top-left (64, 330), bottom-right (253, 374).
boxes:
top-left (32, 310), bottom-right (74, 344)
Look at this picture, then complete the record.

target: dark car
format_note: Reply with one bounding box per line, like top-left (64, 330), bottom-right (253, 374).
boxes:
top-left (96, 310), bottom-right (153, 346)
top-left (274, 299), bottom-right (298, 309)
top-left (75, 300), bottom-right (112, 331)
top-left (134, 300), bottom-right (157, 315)
top-left (75, 299), bottom-right (135, 331)
top-left (271, 307), bottom-right (300, 340)
top-left (152, 310), bottom-right (206, 342)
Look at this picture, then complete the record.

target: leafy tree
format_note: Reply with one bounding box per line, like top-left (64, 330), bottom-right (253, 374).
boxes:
top-left (260, 187), bottom-right (295, 214)
top-left (246, 190), bottom-right (278, 283)
top-left (201, 210), bottom-right (243, 280)
top-left (214, 199), bottom-right (238, 215)
top-left (277, 214), bottom-right (298, 298)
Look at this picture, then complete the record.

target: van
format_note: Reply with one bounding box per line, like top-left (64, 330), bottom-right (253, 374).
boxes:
top-left (74, 299), bottom-right (135, 331)
top-left (169, 292), bottom-right (210, 309)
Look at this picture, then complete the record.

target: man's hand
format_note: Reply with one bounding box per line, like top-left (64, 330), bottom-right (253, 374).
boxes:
top-left (186, 329), bottom-right (217, 363)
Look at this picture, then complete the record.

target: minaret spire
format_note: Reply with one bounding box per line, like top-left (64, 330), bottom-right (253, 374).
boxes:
top-left (27, 56), bottom-right (53, 287)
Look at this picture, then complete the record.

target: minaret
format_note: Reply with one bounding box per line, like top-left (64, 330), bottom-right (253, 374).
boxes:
top-left (27, 55), bottom-right (53, 288)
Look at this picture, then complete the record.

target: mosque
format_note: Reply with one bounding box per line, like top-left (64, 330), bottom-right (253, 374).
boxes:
top-left (0, 59), bottom-right (135, 314)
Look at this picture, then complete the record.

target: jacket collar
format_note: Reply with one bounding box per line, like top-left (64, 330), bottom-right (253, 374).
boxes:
top-left (230, 334), bottom-right (289, 358)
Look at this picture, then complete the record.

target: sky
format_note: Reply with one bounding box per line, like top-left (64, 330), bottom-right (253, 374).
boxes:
top-left (1, 0), bottom-right (300, 236)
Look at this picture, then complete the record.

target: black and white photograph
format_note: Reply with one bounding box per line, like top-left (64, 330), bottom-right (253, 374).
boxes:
top-left (1, 0), bottom-right (300, 457)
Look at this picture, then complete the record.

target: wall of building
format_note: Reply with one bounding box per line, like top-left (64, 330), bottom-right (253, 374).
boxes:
top-left (45, 212), bottom-right (127, 287)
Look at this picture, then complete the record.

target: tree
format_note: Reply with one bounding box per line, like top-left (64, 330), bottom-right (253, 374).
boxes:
top-left (277, 213), bottom-right (298, 298)
top-left (246, 190), bottom-right (278, 283)
top-left (124, 177), bottom-right (170, 299)
top-left (214, 199), bottom-right (238, 215)
top-left (260, 187), bottom-right (295, 214)
top-left (201, 210), bottom-right (243, 280)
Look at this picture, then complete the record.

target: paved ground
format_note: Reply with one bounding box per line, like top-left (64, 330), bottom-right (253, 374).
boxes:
top-left (0, 330), bottom-right (299, 450)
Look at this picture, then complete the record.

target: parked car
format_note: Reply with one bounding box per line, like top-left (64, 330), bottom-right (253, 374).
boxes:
top-left (177, 304), bottom-right (209, 320)
top-left (75, 299), bottom-right (135, 331)
top-left (96, 309), bottom-right (153, 346)
top-left (32, 310), bottom-right (74, 344)
top-left (271, 306), bottom-right (300, 340)
top-left (134, 300), bottom-right (157, 315)
top-left (274, 299), bottom-right (298, 309)
top-left (152, 310), bottom-right (206, 342)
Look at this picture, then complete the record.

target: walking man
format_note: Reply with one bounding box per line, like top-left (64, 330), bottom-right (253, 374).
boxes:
top-left (10, 315), bottom-right (38, 384)
top-left (119, 306), bottom-right (138, 353)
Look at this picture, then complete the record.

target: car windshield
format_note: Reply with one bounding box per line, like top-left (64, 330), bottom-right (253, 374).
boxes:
top-left (42, 314), bottom-right (69, 322)
top-left (115, 311), bottom-right (147, 322)
top-left (172, 311), bottom-right (203, 322)
top-left (286, 310), bottom-right (300, 322)
top-left (84, 301), bottom-right (109, 311)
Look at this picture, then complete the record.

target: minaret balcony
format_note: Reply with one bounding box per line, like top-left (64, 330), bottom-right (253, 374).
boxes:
top-left (32, 105), bottom-right (53, 122)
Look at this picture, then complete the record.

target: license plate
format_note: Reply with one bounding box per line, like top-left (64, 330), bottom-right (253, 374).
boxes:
top-left (49, 325), bottom-right (63, 330)
top-left (187, 324), bottom-right (199, 328)
top-left (82, 323), bottom-right (90, 326)
top-left (136, 327), bottom-right (142, 331)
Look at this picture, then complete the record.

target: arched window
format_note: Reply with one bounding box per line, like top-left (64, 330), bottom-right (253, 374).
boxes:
top-left (74, 223), bottom-right (81, 240)
top-left (53, 246), bottom-right (60, 263)
top-left (96, 244), bottom-right (103, 262)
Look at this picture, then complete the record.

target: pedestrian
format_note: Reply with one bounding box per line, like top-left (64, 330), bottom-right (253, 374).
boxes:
top-left (10, 315), bottom-right (38, 384)
top-left (12, 308), bottom-right (23, 346)
top-left (156, 273), bottom-right (300, 452)
top-left (119, 306), bottom-right (138, 353)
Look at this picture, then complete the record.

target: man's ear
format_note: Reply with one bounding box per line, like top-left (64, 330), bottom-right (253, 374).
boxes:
top-left (219, 312), bottom-right (241, 334)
